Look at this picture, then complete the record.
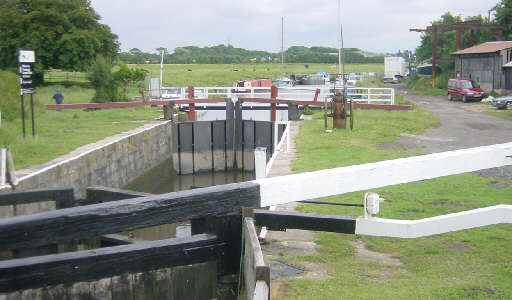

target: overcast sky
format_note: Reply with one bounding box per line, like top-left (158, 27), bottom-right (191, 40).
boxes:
top-left (90, 0), bottom-right (500, 54)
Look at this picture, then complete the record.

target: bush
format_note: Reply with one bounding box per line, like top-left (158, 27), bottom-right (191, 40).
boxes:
top-left (302, 106), bottom-right (314, 115)
top-left (87, 56), bottom-right (120, 102)
top-left (88, 58), bottom-right (148, 102)
top-left (0, 70), bottom-right (21, 121)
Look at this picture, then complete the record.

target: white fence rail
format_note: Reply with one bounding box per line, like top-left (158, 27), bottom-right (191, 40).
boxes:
top-left (356, 204), bottom-right (512, 238)
top-left (154, 86), bottom-right (395, 105)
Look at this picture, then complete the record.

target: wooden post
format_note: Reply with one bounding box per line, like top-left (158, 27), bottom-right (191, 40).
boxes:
top-left (270, 85), bottom-right (278, 122)
top-left (163, 103), bottom-right (174, 120)
top-left (432, 28), bottom-right (437, 88)
top-left (188, 86), bottom-right (196, 121)
top-left (313, 88), bottom-right (320, 102)
top-left (456, 29), bottom-right (462, 50)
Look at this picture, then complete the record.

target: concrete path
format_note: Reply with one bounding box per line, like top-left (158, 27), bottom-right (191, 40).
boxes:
top-left (261, 116), bottom-right (330, 299)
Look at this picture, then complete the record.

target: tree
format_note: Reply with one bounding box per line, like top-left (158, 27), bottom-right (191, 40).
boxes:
top-left (0, 0), bottom-right (119, 83)
top-left (495, 0), bottom-right (512, 39)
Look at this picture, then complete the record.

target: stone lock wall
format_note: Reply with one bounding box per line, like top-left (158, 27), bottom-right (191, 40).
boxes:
top-left (1, 121), bottom-right (173, 199)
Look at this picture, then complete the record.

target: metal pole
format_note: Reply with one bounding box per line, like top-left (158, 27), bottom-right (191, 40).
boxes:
top-left (20, 94), bottom-right (26, 138)
top-left (30, 93), bottom-right (35, 136)
top-left (281, 17), bottom-right (284, 65)
top-left (160, 51), bottom-right (164, 88)
top-left (338, 0), bottom-right (342, 76)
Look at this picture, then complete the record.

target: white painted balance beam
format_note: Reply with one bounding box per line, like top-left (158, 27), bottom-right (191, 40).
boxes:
top-left (255, 142), bottom-right (512, 207)
top-left (356, 205), bottom-right (512, 238)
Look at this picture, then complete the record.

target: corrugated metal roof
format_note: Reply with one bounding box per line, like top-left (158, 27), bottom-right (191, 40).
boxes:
top-left (451, 41), bottom-right (512, 55)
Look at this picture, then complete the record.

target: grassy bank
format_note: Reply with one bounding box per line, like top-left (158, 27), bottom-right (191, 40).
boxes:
top-left (0, 83), bottom-right (161, 169)
top-left (406, 74), bottom-right (448, 97)
top-left (278, 110), bottom-right (512, 299)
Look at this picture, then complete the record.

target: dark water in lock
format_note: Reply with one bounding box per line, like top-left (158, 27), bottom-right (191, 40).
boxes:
top-left (122, 158), bottom-right (254, 240)
top-left (124, 158), bottom-right (254, 194)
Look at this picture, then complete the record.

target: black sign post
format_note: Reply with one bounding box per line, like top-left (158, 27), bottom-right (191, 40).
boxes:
top-left (18, 49), bottom-right (36, 137)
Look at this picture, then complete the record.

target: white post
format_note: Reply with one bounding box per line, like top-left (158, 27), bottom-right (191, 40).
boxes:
top-left (391, 88), bottom-right (395, 105)
top-left (254, 147), bottom-right (267, 180)
top-left (273, 123), bottom-right (279, 151)
top-left (0, 148), bottom-right (6, 187)
top-left (286, 122), bottom-right (291, 153)
top-left (6, 148), bottom-right (17, 186)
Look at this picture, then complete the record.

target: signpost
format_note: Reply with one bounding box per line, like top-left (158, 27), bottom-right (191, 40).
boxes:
top-left (18, 49), bottom-right (36, 137)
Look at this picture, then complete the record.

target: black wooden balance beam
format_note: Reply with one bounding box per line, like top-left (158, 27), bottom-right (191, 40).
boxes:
top-left (0, 188), bottom-right (74, 209)
top-left (0, 182), bottom-right (260, 252)
top-left (252, 209), bottom-right (356, 234)
top-left (0, 234), bottom-right (225, 293)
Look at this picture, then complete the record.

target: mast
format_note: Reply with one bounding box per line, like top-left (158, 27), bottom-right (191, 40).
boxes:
top-left (281, 17), bottom-right (285, 65)
top-left (159, 50), bottom-right (164, 88)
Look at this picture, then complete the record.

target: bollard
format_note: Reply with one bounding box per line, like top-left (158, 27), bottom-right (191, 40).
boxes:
top-left (254, 147), bottom-right (267, 180)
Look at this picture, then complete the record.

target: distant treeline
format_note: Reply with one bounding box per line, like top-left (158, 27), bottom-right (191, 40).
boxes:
top-left (118, 45), bottom-right (385, 64)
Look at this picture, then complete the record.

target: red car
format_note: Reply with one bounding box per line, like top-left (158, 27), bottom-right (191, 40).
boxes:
top-left (447, 78), bottom-right (485, 102)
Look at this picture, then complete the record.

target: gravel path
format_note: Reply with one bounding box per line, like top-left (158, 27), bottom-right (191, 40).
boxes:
top-left (392, 84), bottom-right (512, 182)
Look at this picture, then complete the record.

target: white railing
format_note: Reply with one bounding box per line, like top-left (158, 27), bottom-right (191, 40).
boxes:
top-left (153, 86), bottom-right (395, 105)
top-left (256, 142), bottom-right (512, 207)
top-left (253, 121), bottom-right (291, 179)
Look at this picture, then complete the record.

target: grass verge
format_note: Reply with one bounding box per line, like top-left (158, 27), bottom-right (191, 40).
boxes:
top-left (0, 85), bottom-right (162, 169)
top-left (485, 109), bottom-right (512, 121)
top-left (278, 109), bottom-right (512, 299)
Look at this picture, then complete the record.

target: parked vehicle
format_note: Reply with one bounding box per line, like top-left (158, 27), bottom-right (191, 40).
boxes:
top-left (491, 95), bottom-right (512, 109)
top-left (161, 87), bottom-right (182, 99)
top-left (447, 78), bottom-right (485, 102)
top-left (382, 74), bottom-right (403, 84)
top-left (273, 77), bottom-right (294, 87)
top-left (384, 57), bottom-right (406, 82)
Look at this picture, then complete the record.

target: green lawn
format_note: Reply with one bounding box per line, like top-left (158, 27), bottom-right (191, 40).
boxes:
top-left (278, 110), bottom-right (512, 299)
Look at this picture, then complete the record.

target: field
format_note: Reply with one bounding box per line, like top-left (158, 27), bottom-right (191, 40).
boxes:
top-left (135, 63), bottom-right (384, 87)
top-left (276, 111), bottom-right (512, 299)
top-left (3, 63), bottom-right (383, 170)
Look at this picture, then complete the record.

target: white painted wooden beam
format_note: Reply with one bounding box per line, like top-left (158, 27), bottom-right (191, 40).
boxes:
top-left (355, 205), bottom-right (512, 238)
top-left (256, 142), bottom-right (512, 207)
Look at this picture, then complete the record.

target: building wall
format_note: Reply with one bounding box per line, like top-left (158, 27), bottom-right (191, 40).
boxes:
top-left (1, 121), bottom-right (173, 199)
top-left (454, 53), bottom-right (503, 91)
